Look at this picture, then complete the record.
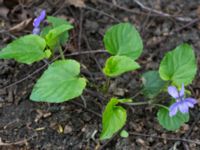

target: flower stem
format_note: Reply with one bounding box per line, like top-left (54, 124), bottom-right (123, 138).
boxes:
top-left (152, 104), bottom-right (169, 110)
top-left (58, 46), bottom-right (65, 60)
top-left (124, 101), bottom-right (168, 110)
top-left (124, 101), bottom-right (150, 106)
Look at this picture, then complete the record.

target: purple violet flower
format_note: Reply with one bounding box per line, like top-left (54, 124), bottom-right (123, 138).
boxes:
top-left (32, 10), bottom-right (46, 34)
top-left (168, 84), bottom-right (197, 117)
top-left (32, 27), bottom-right (40, 35)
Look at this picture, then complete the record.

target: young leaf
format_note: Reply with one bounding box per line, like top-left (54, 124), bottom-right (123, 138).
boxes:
top-left (142, 71), bottom-right (166, 98)
top-left (104, 23), bottom-right (143, 60)
top-left (47, 16), bottom-right (71, 28)
top-left (44, 49), bottom-right (52, 58)
top-left (159, 43), bottom-right (197, 86)
top-left (100, 98), bottom-right (127, 140)
top-left (157, 107), bottom-right (189, 131)
top-left (30, 59), bottom-right (86, 103)
top-left (120, 130), bottom-right (129, 138)
top-left (45, 24), bottom-right (73, 49)
top-left (46, 16), bottom-right (72, 45)
top-left (40, 26), bottom-right (52, 38)
top-left (0, 34), bottom-right (47, 64)
top-left (103, 55), bottom-right (140, 77)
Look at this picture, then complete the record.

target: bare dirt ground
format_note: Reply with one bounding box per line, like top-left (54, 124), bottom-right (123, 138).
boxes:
top-left (0, 0), bottom-right (200, 149)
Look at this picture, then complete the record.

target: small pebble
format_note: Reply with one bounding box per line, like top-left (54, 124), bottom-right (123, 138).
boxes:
top-left (64, 125), bottom-right (72, 134)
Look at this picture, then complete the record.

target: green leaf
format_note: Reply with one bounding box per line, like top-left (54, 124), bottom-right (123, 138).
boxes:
top-left (100, 98), bottom-right (127, 140)
top-left (47, 16), bottom-right (73, 45)
top-left (157, 107), bottom-right (189, 131)
top-left (0, 34), bottom-right (47, 64)
top-left (30, 59), bottom-right (87, 103)
top-left (40, 26), bottom-right (52, 38)
top-left (45, 24), bottom-right (73, 49)
top-left (120, 130), bottom-right (129, 138)
top-left (44, 49), bottom-right (52, 58)
top-left (47, 16), bottom-right (71, 27)
top-left (103, 55), bottom-right (140, 77)
top-left (142, 71), bottom-right (166, 98)
top-left (104, 23), bottom-right (143, 60)
top-left (159, 43), bottom-right (197, 86)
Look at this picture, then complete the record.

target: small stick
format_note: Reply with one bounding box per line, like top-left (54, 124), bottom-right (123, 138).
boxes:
top-left (129, 132), bottom-right (200, 145)
top-left (0, 133), bottom-right (37, 146)
top-left (97, 0), bottom-right (193, 22)
top-left (71, 101), bottom-right (102, 118)
top-left (175, 18), bottom-right (200, 32)
top-left (85, 5), bottom-right (120, 22)
top-left (134, 0), bottom-right (192, 22)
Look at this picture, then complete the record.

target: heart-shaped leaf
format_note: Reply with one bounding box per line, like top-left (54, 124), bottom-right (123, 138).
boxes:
top-left (100, 98), bottom-right (129, 140)
top-left (159, 43), bottom-right (197, 86)
top-left (30, 59), bottom-right (86, 103)
top-left (157, 107), bottom-right (189, 131)
top-left (103, 23), bottom-right (143, 60)
top-left (0, 34), bottom-right (47, 64)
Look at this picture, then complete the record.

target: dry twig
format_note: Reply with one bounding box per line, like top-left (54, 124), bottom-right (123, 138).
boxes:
top-left (134, 0), bottom-right (193, 22)
top-left (129, 132), bottom-right (200, 145)
top-left (97, 0), bottom-right (194, 22)
top-left (0, 133), bottom-right (37, 146)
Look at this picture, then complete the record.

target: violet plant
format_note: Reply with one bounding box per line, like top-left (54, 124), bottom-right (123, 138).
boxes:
top-left (0, 10), bottom-right (198, 141)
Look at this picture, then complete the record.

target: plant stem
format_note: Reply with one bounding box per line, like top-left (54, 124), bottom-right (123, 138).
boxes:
top-left (102, 78), bottom-right (110, 94)
top-left (152, 104), bottom-right (169, 110)
top-left (124, 101), bottom-right (150, 106)
top-left (124, 101), bottom-right (168, 110)
top-left (58, 46), bottom-right (65, 60)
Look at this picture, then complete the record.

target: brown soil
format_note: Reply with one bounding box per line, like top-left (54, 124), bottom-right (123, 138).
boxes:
top-left (0, 0), bottom-right (200, 149)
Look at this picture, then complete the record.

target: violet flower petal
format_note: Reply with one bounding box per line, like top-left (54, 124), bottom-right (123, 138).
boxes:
top-left (169, 102), bottom-right (179, 117)
top-left (168, 86), bottom-right (179, 99)
top-left (33, 10), bottom-right (46, 28)
top-left (184, 98), bottom-right (197, 107)
top-left (39, 10), bottom-right (46, 20)
top-left (32, 27), bottom-right (40, 34)
top-left (178, 101), bottom-right (189, 114)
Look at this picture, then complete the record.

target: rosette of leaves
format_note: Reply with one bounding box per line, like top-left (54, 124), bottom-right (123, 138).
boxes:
top-left (0, 16), bottom-right (73, 64)
top-left (0, 16), bottom-right (86, 103)
top-left (157, 43), bottom-right (197, 131)
top-left (103, 23), bottom-right (143, 77)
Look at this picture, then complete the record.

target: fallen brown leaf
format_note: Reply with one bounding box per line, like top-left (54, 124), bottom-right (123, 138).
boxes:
top-left (0, 6), bottom-right (9, 19)
top-left (64, 125), bottom-right (73, 134)
top-left (9, 18), bottom-right (32, 33)
top-left (197, 5), bottom-right (200, 18)
top-left (65, 0), bottom-right (85, 8)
